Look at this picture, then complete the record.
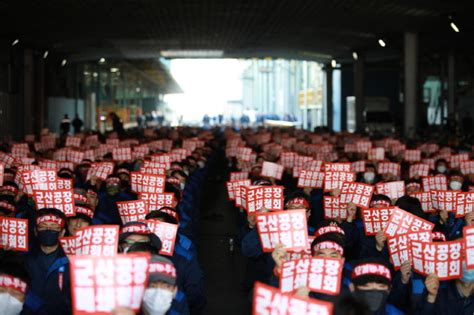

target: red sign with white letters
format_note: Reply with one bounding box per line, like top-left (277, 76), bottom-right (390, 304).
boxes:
top-left (377, 162), bottom-right (401, 176)
top-left (139, 192), bottom-right (175, 211)
top-left (253, 282), bottom-right (333, 315)
top-left (409, 240), bottom-right (463, 280)
top-left (323, 171), bottom-right (355, 191)
top-left (74, 225), bottom-right (119, 257)
top-left (375, 181), bottom-right (405, 200)
top-left (130, 172), bottom-right (165, 194)
top-left (0, 217), bottom-right (28, 252)
top-left (241, 186), bottom-right (284, 213)
top-left (280, 257), bottom-right (344, 295)
top-left (261, 161), bottom-right (284, 180)
top-left (384, 208), bottom-right (434, 238)
top-left (323, 196), bottom-right (347, 220)
top-left (387, 232), bottom-right (432, 270)
top-left (33, 189), bottom-right (75, 217)
top-left (361, 207), bottom-right (396, 236)
top-left (340, 182), bottom-right (374, 208)
top-left (463, 226), bottom-right (474, 270)
top-left (116, 200), bottom-right (149, 224)
top-left (411, 192), bottom-right (435, 213)
top-left (422, 175), bottom-right (448, 192)
top-left (297, 170), bottom-right (324, 188)
top-left (409, 163), bottom-right (430, 178)
top-left (70, 253), bottom-right (150, 315)
top-left (146, 220), bottom-right (178, 256)
top-left (255, 209), bottom-right (308, 252)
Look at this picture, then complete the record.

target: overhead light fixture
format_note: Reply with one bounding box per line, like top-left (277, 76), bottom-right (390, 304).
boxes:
top-left (160, 50), bottom-right (224, 58)
top-left (136, 87), bottom-right (141, 93)
top-left (331, 59), bottom-right (337, 68)
top-left (43, 51), bottom-right (49, 59)
top-left (92, 72), bottom-right (98, 78)
top-left (83, 71), bottom-right (90, 76)
top-left (11, 39), bottom-right (19, 46)
top-left (450, 22), bottom-right (460, 33)
top-left (110, 67), bottom-right (119, 73)
top-left (352, 52), bottom-right (358, 60)
top-left (61, 59), bottom-right (67, 67)
top-left (99, 57), bottom-right (106, 64)
top-left (378, 39), bottom-right (386, 47)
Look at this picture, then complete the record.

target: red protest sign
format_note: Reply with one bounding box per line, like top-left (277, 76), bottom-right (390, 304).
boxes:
top-left (116, 200), bottom-right (149, 224)
top-left (261, 161), bottom-right (284, 180)
top-left (351, 160), bottom-right (366, 173)
top-left (384, 208), bottom-right (434, 238)
top-left (463, 226), bottom-right (474, 270)
top-left (404, 149), bottom-right (421, 162)
top-left (226, 179), bottom-right (251, 201)
top-left (280, 152), bottom-right (296, 168)
top-left (130, 172), bottom-right (165, 194)
top-left (241, 186), bottom-right (284, 213)
top-left (75, 225), bottom-right (119, 256)
top-left (340, 182), bottom-right (374, 208)
top-left (146, 220), bottom-right (178, 256)
top-left (460, 161), bottom-right (474, 175)
top-left (236, 147), bottom-right (252, 162)
top-left (411, 192), bottom-right (435, 213)
top-left (375, 181), bottom-right (405, 200)
top-left (0, 217), bottom-right (28, 252)
top-left (0, 152), bottom-right (15, 168)
top-left (141, 167), bottom-right (166, 176)
top-left (139, 192), bottom-right (175, 211)
top-left (297, 170), bottom-right (324, 188)
top-left (0, 164), bottom-right (3, 185)
top-left (253, 281), bottom-right (333, 315)
top-left (22, 169), bottom-right (57, 195)
top-left (255, 210), bottom-right (308, 252)
top-left (409, 163), bottom-right (430, 179)
top-left (33, 189), bottom-right (75, 217)
top-left (356, 141), bottom-right (372, 153)
top-left (230, 171), bottom-right (249, 181)
top-left (324, 163), bottom-right (351, 172)
top-left (67, 151), bottom-right (85, 164)
top-left (323, 171), bottom-right (355, 192)
top-left (60, 236), bottom-right (76, 255)
top-left (377, 162), bottom-right (401, 177)
top-left (410, 240), bottom-right (463, 280)
top-left (361, 207), bottom-right (395, 236)
top-left (11, 143), bottom-right (29, 158)
top-left (368, 148), bottom-right (385, 161)
top-left (86, 163), bottom-right (114, 181)
top-left (430, 190), bottom-right (457, 212)
top-left (287, 236), bottom-right (316, 261)
top-left (144, 160), bottom-right (170, 170)
top-left (455, 192), bottom-right (474, 218)
top-left (422, 175), bottom-right (448, 192)
top-left (323, 196), bottom-right (347, 219)
top-left (387, 232), bottom-right (432, 270)
top-left (65, 136), bottom-right (82, 148)
top-left (70, 253), bottom-right (150, 315)
top-left (450, 153), bottom-right (469, 169)
top-left (280, 257), bottom-right (344, 295)
top-left (112, 147), bottom-right (132, 161)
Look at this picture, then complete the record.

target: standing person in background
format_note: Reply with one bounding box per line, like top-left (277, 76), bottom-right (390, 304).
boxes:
top-left (72, 114), bottom-right (83, 134)
top-left (59, 114), bottom-right (70, 136)
top-left (109, 112), bottom-right (125, 138)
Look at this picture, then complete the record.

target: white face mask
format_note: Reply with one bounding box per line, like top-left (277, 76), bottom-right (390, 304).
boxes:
top-left (197, 161), bottom-right (205, 169)
top-left (363, 172), bottom-right (375, 182)
top-left (143, 288), bottom-right (174, 315)
top-left (437, 165), bottom-right (447, 173)
top-left (450, 181), bottom-right (463, 191)
top-left (0, 293), bottom-right (23, 315)
top-left (179, 182), bottom-right (185, 190)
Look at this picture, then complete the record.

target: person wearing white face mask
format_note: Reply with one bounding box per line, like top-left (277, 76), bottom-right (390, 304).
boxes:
top-left (0, 271), bottom-right (28, 315)
top-left (143, 255), bottom-right (181, 315)
top-left (448, 173), bottom-right (465, 191)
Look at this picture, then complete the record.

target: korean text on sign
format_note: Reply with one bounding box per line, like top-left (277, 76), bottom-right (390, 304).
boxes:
top-left (280, 257), bottom-right (344, 295)
top-left (255, 209), bottom-right (308, 252)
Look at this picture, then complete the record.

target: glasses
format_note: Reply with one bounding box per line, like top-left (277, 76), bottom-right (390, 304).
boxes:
top-left (122, 239), bottom-right (150, 245)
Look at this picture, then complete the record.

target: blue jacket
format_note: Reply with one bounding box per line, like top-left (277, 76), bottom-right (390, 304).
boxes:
top-left (21, 246), bottom-right (71, 315)
top-left (418, 281), bottom-right (474, 315)
top-left (93, 191), bottom-right (134, 225)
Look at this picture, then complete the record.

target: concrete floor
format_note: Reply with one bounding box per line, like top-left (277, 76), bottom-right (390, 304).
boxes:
top-left (198, 174), bottom-right (251, 315)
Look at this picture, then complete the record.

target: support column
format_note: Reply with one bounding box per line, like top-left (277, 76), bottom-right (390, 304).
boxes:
top-left (354, 52), bottom-right (365, 133)
top-left (302, 61), bottom-right (308, 130)
top-left (325, 65), bottom-right (333, 131)
top-left (34, 54), bottom-right (45, 135)
top-left (404, 32), bottom-right (418, 138)
top-left (448, 50), bottom-right (455, 116)
top-left (22, 49), bottom-right (34, 137)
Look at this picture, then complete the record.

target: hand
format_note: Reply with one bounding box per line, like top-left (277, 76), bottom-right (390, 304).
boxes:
top-left (400, 260), bottom-right (412, 284)
top-left (346, 202), bottom-right (357, 223)
top-left (295, 286), bottom-right (310, 298)
top-left (424, 274), bottom-right (439, 303)
top-left (110, 307), bottom-right (134, 315)
top-left (303, 187), bottom-right (312, 196)
top-left (439, 210), bottom-right (449, 224)
top-left (375, 230), bottom-right (387, 251)
top-left (271, 243), bottom-right (289, 272)
top-left (465, 212), bottom-right (474, 226)
top-left (332, 188), bottom-right (341, 197)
